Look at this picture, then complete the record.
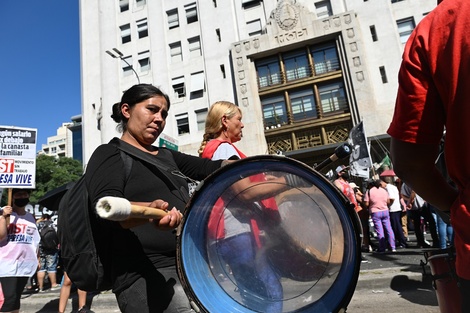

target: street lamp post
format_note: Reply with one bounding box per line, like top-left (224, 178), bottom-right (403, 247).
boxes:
top-left (106, 48), bottom-right (141, 84)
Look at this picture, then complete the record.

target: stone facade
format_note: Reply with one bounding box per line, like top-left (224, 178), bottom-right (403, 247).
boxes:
top-left (79, 0), bottom-right (436, 166)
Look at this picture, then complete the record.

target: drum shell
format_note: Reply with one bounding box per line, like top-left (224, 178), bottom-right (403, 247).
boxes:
top-left (428, 252), bottom-right (461, 313)
top-left (176, 155), bottom-right (362, 313)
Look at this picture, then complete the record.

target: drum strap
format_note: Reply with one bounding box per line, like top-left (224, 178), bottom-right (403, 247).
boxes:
top-left (111, 138), bottom-right (190, 202)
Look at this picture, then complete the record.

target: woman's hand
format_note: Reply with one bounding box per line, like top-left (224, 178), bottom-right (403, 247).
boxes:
top-left (1, 206), bottom-right (12, 216)
top-left (148, 199), bottom-right (170, 211)
top-left (0, 206), bottom-right (12, 240)
top-left (119, 199), bottom-right (178, 229)
top-left (151, 207), bottom-right (182, 230)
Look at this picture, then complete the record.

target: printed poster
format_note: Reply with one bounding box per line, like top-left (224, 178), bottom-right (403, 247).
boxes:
top-left (0, 126), bottom-right (37, 188)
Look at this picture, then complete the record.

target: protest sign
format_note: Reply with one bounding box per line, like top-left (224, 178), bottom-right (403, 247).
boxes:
top-left (0, 126), bottom-right (37, 188)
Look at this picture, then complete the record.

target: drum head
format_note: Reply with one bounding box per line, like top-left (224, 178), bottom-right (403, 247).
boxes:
top-left (177, 156), bottom-right (361, 313)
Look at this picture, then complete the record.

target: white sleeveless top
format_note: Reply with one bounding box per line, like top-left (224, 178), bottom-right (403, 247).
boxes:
top-left (0, 211), bottom-right (40, 277)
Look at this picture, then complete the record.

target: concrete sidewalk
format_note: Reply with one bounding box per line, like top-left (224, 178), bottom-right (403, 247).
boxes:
top-left (19, 231), bottom-right (446, 312)
top-left (349, 266), bottom-right (440, 313)
top-left (18, 265), bottom-right (441, 313)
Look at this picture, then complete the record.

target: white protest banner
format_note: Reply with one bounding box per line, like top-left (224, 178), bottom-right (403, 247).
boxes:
top-left (0, 126), bottom-right (37, 188)
top-left (348, 121), bottom-right (372, 178)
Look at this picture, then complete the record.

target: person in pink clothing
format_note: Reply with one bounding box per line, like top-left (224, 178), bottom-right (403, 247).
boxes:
top-left (363, 180), bottom-right (395, 253)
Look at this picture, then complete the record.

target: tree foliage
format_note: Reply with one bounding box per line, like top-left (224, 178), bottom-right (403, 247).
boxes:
top-left (1, 155), bottom-right (83, 206)
top-left (32, 155), bottom-right (83, 204)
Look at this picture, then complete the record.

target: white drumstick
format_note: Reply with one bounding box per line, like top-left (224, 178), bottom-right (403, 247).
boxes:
top-left (96, 196), bottom-right (169, 221)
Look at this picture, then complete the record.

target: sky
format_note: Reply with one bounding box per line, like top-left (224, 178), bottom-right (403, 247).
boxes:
top-left (0, 0), bottom-right (81, 150)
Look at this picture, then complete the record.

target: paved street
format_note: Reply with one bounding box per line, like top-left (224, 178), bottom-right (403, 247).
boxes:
top-left (18, 232), bottom-right (447, 312)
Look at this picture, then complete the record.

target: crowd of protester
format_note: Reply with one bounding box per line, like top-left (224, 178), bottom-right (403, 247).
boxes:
top-left (331, 166), bottom-right (454, 254)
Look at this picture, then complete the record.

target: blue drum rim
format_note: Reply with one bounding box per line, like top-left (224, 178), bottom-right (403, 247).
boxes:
top-left (176, 155), bottom-right (362, 313)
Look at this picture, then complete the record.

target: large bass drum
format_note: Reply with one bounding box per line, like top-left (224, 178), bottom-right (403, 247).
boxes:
top-left (176, 155), bottom-right (361, 313)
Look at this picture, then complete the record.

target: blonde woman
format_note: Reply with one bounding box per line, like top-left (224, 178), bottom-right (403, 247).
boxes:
top-left (198, 101), bottom-right (308, 313)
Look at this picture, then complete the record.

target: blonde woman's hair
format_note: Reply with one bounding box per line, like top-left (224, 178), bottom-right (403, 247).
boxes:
top-left (198, 101), bottom-right (241, 156)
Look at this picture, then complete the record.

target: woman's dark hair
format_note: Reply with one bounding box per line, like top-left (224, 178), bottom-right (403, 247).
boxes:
top-left (111, 84), bottom-right (171, 132)
top-left (367, 179), bottom-right (381, 189)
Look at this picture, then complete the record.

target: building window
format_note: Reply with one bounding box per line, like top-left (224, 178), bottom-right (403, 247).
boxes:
top-left (167, 9), bottom-right (179, 29)
top-left (185, 3), bottom-right (198, 24)
top-left (397, 17), bottom-right (415, 44)
top-left (242, 0), bottom-right (262, 9)
top-left (315, 0), bottom-right (332, 18)
top-left (176, 113), bottom-right (190, 135)
top-left (136, 0), bottom-right (146, 7)
top-left (283, 50), bottom-right (310, 82)
top-left (121, 56), bottom-right (133, 76)
top-left (246, 19), bottom-right (262, 36)
top-left (256, 57), bottom-right (282, 88)
top-left (196, 109), bottom-right (208, 131)
top-left (172, 77), bottom-right (185, 98)
top-left (220, 64), bottom-right (226, 78)
top-left (170, 42), bottom-right (182, 62)
top-left (255, 40), bottom-right (347, 126)
top-left (188, 36), bottom-right (201, 58)
top-left (138, 50), bottom-right (150, 72)
top-left (120, 0), bottom-right (129, 12)
top-left (370, 25), bottom-right (378, 42)
top-left (311, 44), bottom-right (340, 75)
top-left (190, 72), bottom-right (205, 98)
top-left (379, 66), bottom-right (388, 83)
top-left (137, 19), bottom-right (148, 38)
top-left (318, 81), bottom-right (348, 114)
top-left (216, 28), bottom-right (221, 42)
top-left (120, 24), bottom-right (131, 44)
top-left (261, 94), bottom-right (288, 128)
top-left (290, 88), bottom-right (318, 121)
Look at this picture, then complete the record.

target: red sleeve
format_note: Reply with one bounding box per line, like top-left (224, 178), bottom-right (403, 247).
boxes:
top-left (387, 9), bottom-right (446, 144)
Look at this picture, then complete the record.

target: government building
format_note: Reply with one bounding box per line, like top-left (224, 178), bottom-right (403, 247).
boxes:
top-left (79, 0), bottom-right (436, 168)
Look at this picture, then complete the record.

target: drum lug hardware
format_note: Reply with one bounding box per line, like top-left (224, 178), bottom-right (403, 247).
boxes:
top-left (176, 223), bottom-right (182, 237)
top-left (190, 300), bottom-right (201, 312)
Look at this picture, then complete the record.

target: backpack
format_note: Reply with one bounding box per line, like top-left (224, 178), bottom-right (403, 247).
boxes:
top-left (39, 221), bottom-right (59, 250)
top-left (57, 149), bottom-right (133, 292)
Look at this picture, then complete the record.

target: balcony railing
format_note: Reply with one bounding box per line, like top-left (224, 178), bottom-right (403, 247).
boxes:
top-left (314, 58), bottom-right (340, 76)
top-left (257, 57), bottom-right (340, 90)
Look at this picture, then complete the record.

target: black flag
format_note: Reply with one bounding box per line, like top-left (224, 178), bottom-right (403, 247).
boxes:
top-left (348, 121), bottom-right (372, 178)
